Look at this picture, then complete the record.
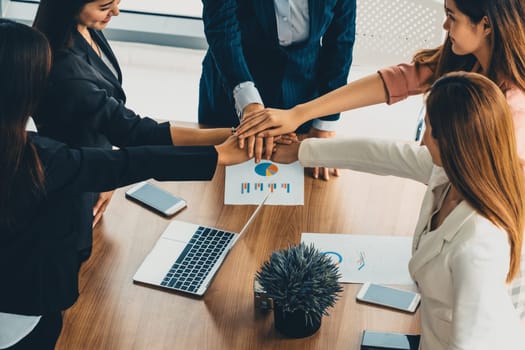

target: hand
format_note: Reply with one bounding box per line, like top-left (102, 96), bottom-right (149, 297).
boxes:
top-left (93, 190), bottom-right (114, 228)
top-left (216, 135), bottom-right (254, 165)
top-left (243, 132), bottom-right (298, 164)
top-left (306, 128), bottom-right (340, 181)
top-left (271, 141), bottom-right (301, 164)
top-left (238, 103), bottom-right (266, 160)
top-left (236, 107), bottom-right (302, 139)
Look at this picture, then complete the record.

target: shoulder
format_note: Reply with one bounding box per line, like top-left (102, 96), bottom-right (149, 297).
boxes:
top-left (451, 213), bottom-right (510, 262)
top-left (505, 84), bottom-right (525, 115)
top-left (49, 48), bottom-right (97, 84)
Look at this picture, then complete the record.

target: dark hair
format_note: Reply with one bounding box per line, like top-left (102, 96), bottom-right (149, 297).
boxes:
top-left (426, 72), bottom-right (524, 281)
top-left (0, 19), bottom-right (50, 225)
top-left (33, 0), bottom-right (95, 52)
top-left (413, 0), bottom-right (525, 92)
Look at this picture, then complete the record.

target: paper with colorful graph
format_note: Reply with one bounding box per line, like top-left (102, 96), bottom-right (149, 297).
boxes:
top-left (224, 160), bottom-right (304, 205)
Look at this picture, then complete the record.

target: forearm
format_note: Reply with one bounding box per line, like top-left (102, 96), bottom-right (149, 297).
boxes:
top-left (294, 73), bottom-right (388, 122)
top-left (170, 126), bottom-right (231, 146)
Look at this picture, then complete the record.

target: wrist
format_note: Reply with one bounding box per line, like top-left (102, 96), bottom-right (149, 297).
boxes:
top-left (214, 144), bottom-right (224, 165)
top-left (293, 104), bottom-right (313, 125)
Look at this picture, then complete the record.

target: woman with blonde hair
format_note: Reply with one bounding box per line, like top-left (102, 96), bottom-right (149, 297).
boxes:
top-left (237, 0), bottom-right (525, 318)
top-left (272, 72), bottom-right (525, 348)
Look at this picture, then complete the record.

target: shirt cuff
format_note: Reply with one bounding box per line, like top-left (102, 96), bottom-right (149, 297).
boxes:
top-left (233, 81), bottom-right (264, 118)
top-left (312, 119), bottom-right (338, 132)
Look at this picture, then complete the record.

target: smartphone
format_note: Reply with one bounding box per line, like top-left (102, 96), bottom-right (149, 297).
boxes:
top-left (356, 282), bottom-right (420, 313)
top-left (125, 181), bottom-right (187, 217)
top-left (361, 330), bottom-right (420, 350)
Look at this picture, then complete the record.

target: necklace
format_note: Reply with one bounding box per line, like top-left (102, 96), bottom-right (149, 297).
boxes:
top-left (89, 34), bottom-right (101, 58)
top-left (81, 30), bottom-right (101, 58)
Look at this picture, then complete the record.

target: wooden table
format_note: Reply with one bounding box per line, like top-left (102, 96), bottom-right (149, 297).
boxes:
top-left (56, 165), bottom-right (426, 350)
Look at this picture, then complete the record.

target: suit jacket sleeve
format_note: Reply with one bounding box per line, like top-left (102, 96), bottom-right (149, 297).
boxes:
top-left (317, 0), bottom-right (356, 121)
top-left (36, 136), bottom-right (217, 195)
top-left (45, 76), bottom-right (172, 147)
top-left (202, 0), bottom-right (253, 93)
top-left (298, 137), bottom-right (434, 184)
top-left (449, 226), bottom-right (513, 349)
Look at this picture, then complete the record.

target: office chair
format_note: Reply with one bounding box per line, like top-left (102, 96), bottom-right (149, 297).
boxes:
top-left (352, 0), bottom-right (444, 141)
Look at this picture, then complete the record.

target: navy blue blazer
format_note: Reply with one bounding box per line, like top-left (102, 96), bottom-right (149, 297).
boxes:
top-left (33, 29), bottom-right (173, 260)
top-left (199, 0), bottom-right (356, 132)
top-left (0, 133), bottom-right (217, 315)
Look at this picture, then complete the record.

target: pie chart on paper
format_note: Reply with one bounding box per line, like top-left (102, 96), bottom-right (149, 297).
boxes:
top-left (254, 162), bottom-right (279, 177)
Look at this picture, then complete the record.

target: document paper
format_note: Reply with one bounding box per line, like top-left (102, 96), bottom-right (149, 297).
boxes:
top-left (225, 160), bottom-right (304, 205)
top-left (301, 233), bottom-right (414, 285)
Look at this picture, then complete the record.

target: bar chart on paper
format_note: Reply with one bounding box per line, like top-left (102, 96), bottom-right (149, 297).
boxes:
top-left (225, 160), bottom-right (304, 205)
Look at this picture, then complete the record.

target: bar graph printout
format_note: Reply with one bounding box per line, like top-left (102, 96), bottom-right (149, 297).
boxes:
top-left (225, 160), bottom-right (304, 205)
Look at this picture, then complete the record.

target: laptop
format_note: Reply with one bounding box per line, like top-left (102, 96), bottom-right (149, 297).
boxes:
top-left (133, 194), bottom-right (270, 296)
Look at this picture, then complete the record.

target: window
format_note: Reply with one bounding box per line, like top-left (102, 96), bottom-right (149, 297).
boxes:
top-left (2, 0), bottom-right (206, 48)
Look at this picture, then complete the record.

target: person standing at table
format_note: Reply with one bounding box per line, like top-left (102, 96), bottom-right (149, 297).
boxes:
top-left (236, 0), bottom-right (525, 319)
top-left (272, 72), bottom-right (525, 349)
top-left (32, 0), bottom-right (234, 264)
top-left (199, 0), bottom-right (356, 176)
top-left (0, 19), bottom-right (250, 349)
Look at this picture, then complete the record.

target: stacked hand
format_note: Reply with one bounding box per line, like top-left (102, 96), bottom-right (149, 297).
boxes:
top-left (235, 107), bottom-right (339, 180)
top-left (93, 190), bottom-right (114, 227)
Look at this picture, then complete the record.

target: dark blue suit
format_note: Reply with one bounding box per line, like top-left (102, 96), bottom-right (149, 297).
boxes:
top-left (198, 0), bottom-right (356, 133)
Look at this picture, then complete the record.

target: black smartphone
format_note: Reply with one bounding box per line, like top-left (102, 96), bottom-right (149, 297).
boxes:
top-left (125, 181), bottom-right (187, 217)
top-left (356, 282), bottom-right (421, 313)
top-left (360, 330), bottom-right (420, 350)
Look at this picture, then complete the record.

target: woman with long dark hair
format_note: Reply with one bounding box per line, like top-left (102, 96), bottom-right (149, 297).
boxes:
top-left (0, 19), bottom-right (247, 349)
top-left (32, 0), bottom-right (235, 264)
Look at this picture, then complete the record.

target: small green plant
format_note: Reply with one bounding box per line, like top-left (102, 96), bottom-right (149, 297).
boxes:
top-left (256, 242), bottom-right (343, 326)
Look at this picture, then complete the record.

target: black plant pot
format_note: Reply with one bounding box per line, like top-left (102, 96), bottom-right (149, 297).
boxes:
top-left (273, 305), bottom-right (321, 338)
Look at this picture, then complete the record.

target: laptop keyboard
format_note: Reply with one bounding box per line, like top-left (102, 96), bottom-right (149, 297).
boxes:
top-left (160, 226), bottom-right (236, 293)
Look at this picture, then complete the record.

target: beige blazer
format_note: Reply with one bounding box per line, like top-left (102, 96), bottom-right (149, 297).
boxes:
top-left (299, 137), bottom-right (525, 350)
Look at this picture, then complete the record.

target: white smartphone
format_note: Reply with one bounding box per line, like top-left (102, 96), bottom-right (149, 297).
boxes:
top-left (360, 330), bottom-right (420, 350)
top-left (356, 282), bottom-right (420, 313)
top-left (125, 181), bottom-right (187, 217)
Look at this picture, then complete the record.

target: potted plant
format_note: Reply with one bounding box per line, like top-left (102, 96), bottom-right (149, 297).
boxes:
top-left (255, 243), bottom-right (343, 338)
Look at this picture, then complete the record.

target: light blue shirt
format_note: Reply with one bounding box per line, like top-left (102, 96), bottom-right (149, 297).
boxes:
top-left (274, 0), bottom-right (309, 46)
top-left (234, 0), bottom-right (337, 131)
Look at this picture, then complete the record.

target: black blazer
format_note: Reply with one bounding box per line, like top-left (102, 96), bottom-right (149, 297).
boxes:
top-left (0, 133), bottom-right (217, 315)
top-left (33, 29), bottom-right (174, 257)
top-left (34, 29), bottom-right (172, 149)
top-left (199, 0), bottom-right (356, 131)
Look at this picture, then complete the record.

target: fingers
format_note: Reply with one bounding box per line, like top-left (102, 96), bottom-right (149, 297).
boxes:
top-left (275, 133), bottom-right (297, 144)
top-left (255, 136), bottom-right (264, 163)
top-left (92, 199), bottom-right (109, 228)
top-left (238, 135), bottom-right (245, 149)
top-left (237, 117), bottom-right (282, 138)
top-left (264, 136), bottom-right (274, 160)
top-left (309, 167), bottom-right (340, 181)
top-left (312, 167), bottom-right (319, 180)
top-left (93, 210), bottom-right (104, 228)
top-left (323, 167), bottom-right (330, 181)
top-left (92, 196), bottom-right (105, 218)
top-left (236, 113), bottom-right (267, 135)
top-left (247, 135), bottom-right (256, 158)
top-left (92, 191), bottom-right (114, 228)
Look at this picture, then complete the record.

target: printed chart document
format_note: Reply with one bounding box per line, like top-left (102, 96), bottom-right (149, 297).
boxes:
top-left (225, 160), bottom-right (304, 205)
top-left (301, 233), bottom-right (414, 285)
